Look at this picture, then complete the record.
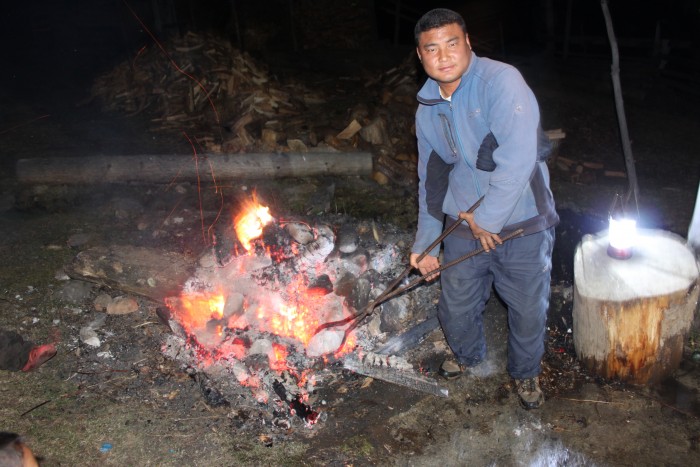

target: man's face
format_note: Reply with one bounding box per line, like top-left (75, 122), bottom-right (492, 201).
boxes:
top-left (416, 23), bottom-right (471, 97)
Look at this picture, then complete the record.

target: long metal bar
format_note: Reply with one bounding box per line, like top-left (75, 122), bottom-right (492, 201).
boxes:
top-left (343, 354), bottom-right (449, 397)
top-left (316, 226), bottom-right (525, 354)
top-left (311, 196), bottom-right (483, 336)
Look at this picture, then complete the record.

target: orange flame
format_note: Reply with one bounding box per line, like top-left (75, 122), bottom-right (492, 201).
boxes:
top-left (169, 292), bottom-right (225, 332)
top-left (234, 197), bottom-right (272, 251)
top-left (269, 343), bottom-right (288, 371)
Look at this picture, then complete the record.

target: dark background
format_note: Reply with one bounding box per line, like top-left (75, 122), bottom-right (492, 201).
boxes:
top-left (1, 0), bottom-right (698, 92)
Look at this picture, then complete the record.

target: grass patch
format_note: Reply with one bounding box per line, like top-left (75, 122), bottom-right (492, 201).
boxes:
top-left (1, 370), bottom-right (311, 466)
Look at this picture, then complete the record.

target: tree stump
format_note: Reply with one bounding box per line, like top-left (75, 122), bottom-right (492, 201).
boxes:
top-left (573, 229), bottom-right (699, 384)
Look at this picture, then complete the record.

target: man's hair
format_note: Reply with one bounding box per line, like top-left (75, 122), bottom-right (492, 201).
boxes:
top-left (414, 8), bottom-right (468, 45)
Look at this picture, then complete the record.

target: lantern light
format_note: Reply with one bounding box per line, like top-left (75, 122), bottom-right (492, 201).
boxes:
top-left (607, 193), bottom-right (637, 260)
top-left (607, 216), bottom-right (637, 259)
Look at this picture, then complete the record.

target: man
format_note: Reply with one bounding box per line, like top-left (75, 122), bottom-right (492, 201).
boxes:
top-left (409, 8), bottom-right (558, 409)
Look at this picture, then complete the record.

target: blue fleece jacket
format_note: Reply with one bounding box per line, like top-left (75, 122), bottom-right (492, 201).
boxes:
top-left (413, 52), bottom-right (558, 256)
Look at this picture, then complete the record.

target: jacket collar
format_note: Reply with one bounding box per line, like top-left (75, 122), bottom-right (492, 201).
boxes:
top-left (417, 52), bottom-right (478, 105)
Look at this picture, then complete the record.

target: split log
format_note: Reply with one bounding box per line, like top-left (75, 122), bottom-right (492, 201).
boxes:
top-left (359, 117), bottom-right (390, 146)
top-left (65, 245), bottom-right (196, 302)
top-left (336, 119), bottom-right (362, 140)
top-left (573, 229), bottom-right (699, 384)
top-left (16, 152), bottom-right (373, 185)
top-left (375, 153), bottom-right (415, 187)
top-left (544, 128), bottom-right (566, 141)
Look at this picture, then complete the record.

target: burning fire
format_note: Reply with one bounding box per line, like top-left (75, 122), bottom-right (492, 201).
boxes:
top-left (161, 193), bottom-right (375, 427)
top-left (234, 196), bottom-right (272, 251)
top-left (166, 197), bottom-right (357, 391)
top-left (175, 292), bottom-right (225, 331)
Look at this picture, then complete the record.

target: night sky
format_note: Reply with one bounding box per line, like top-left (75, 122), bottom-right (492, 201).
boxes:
top-left (1, 0), bottom-right (696, 96)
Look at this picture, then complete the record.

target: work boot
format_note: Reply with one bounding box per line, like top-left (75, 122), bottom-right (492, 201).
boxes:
top-left (515, 377), bottom-right (544, 409)
top-left (21, 344), bottom-right (56, 372)
top-left (438, 358), bottom-right (465, 379)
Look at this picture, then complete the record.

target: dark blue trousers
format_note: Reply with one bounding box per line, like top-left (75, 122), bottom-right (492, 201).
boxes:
top-left (438, 227), bottom-right (554, 379)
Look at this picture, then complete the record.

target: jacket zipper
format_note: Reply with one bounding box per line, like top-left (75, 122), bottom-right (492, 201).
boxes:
top-left (448, 101), bottom-right (483, 197)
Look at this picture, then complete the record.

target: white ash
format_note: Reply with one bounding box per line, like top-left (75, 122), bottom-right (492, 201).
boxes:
top-left (369, 243), bottom-right (402, 274)
top-left (162, 332), bottom-right (324, 406)
top-left (358, 351), bottom-right (414, 371)
top-left (80, 312), bottom-right (107, 347)
top-left (294, 223), bottom-right (335, 274)
top-left (222, 292), bottom-right (245, 319)
top-left (249, 337), bottom-right (273, 356)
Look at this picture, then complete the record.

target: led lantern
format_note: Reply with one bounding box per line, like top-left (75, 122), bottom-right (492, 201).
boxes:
top-left (607, 216), bottom-right (637, 259)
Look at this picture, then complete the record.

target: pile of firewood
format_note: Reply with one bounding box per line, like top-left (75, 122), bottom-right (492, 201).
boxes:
top-left (91, 31), bottom-right (424, 185)
top-left (91, 31), bottom-right (324, 153)
top-left (90, 33), bottom-right (576, 189)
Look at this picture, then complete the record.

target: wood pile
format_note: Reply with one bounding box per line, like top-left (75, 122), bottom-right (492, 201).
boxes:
top-left (359, 52), bottom-right (423, 186)
top-left (91, 32), bottom-right (423, 185)
top-left (89, 32), bottom-right (570, 188)
top-left (91, 31), bottom-right (325, 154)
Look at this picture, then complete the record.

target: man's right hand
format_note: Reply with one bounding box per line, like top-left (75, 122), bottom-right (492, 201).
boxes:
top-left (410, 253), bottom-right (441, 281)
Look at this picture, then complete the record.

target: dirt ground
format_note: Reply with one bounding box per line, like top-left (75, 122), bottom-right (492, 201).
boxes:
top-left (1, 45), bottom-right (700, 467)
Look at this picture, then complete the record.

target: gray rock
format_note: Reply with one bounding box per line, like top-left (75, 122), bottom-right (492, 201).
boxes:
top-left (67, 233), bottom-right (92, 248)
top-left (308, 274), bottom-right (333, 295)
top-left (106, 296), bottom-right (139, 315)
top-left (337, 224), bottom-right (359, 254)
top-left (79, 327), bottom-right (101, 347)
top-left (57, 280), bottom-right (94, 304)
top-left (333, 272), bottom-right (356, 298)
top-left (284, 222), bottom-right (314, 245)
top-left (347, 270), bottom-right (379, 311)
top-left (348, 276), bottom-right (371, 310)
top-left (379, 295), bottom-right (411, 333)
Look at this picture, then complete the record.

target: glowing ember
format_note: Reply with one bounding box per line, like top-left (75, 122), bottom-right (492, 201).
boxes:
top-left (268, 303), bottom-right (317, 346)
top-left (269, 343), bottom-right (288, 371)
top-left (171, 292), bottom-right (225, 331)
top-left (234, 198), bottom-right (273, 251)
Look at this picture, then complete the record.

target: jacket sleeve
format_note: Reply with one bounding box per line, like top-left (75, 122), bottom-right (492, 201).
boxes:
top-left (413, 120), bottom-right (452, 257)
top-left (473, 67), bottom-right (539, 233)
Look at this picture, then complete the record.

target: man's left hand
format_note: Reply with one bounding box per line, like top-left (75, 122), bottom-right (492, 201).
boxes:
top-left (458, 211), bottom-right (502, 252)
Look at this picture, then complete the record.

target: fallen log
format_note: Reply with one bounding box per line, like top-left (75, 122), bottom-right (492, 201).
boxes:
top-left (16, 152), bottom-right (373, 185)
top-left (65, 245), bottom-right (196, 302)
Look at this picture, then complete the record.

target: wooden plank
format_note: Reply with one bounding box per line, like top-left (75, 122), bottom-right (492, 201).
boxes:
top-left (16, 152), bottom-right (374, 185)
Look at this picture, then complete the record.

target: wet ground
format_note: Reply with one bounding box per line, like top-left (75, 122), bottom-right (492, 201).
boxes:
top-left (1, 45), bottom-right (700, 466)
